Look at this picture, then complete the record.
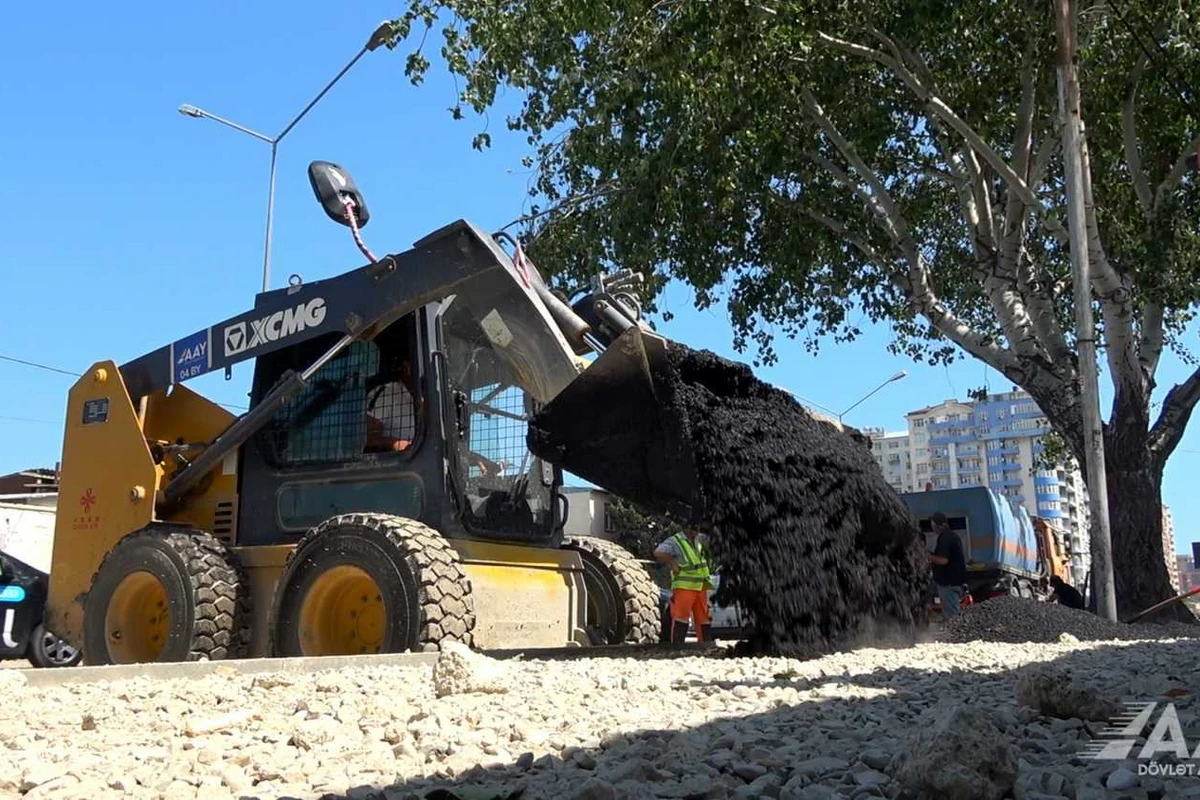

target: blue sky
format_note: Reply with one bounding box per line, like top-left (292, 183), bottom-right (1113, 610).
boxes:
top-left (2, 2), bottom-right (1197, 557)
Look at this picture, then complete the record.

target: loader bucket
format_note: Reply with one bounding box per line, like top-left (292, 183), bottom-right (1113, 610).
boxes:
top-left (527, 327), bottom-right (703, 521)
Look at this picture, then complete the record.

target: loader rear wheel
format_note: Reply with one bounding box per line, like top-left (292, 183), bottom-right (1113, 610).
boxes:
top-left (82, 527), bottom-right (250, 665)
top-left (269, 514), bottom-right (476, 657)
top-left (562, 536), bottom-right (661, 644)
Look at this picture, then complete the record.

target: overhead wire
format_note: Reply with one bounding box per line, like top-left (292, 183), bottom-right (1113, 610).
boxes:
top-left (0, 353), bottom-right (248, 411)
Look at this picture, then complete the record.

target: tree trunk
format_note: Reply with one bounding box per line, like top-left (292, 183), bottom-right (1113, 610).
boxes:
top-left (1100, 389), bottom-right (1192, 623)
top-left (1104, 458), bottom-right (1190, 623)
top-left (1027, 376), bottom-right (1193, 624)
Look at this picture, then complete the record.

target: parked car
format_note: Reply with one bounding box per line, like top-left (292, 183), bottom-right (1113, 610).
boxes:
top-left (0, 551), bottom-right (82, 667)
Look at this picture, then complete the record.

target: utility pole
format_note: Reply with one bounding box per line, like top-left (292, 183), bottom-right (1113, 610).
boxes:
top-left (1053, 0), bottom-right (1117, 622)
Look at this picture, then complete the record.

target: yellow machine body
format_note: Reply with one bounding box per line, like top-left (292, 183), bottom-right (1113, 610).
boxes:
top-left (45, 362), bottom-right (591, 658)
top-left (45, 362), bottom-right (160, 647)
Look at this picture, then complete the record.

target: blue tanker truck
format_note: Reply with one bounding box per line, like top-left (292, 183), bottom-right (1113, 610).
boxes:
top-left (898, 486), bottom-right (1056, 603)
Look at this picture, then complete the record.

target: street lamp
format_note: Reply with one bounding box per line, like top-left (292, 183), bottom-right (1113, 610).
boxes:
top-left (838, 370), bottom-right (907, 423)
top-left (178, 21), bottom-right (394, 293)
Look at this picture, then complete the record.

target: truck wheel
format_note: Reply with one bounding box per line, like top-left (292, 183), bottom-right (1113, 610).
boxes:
top-left (82, 526), bottom-right (251, 665)
top-left (562, 536), bottom-right (661, 645)
top-left (269, 514), bottom-right (476, 657)
top-left (28, 624), bottom-right (82, 668)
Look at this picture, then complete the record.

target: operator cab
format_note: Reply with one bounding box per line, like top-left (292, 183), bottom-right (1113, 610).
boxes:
top-left (234, 163), bottom-right (560, 549)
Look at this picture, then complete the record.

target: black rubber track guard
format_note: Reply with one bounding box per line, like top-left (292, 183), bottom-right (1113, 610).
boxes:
top-left (527, 327), bottom-right (702, 523)
top-left (562, 535), bottom-right (661, 645)
top-left (268, 513), bottom-right (476, 656)
top-left (82, 525), bottom-right (252, 664)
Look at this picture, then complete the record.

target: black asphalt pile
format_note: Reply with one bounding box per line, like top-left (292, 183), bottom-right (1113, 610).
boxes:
top-left (939, 595), bottom-right (1200, 643)
top-left (533, 340), bottom-right (931, 657)
top-left (663, 347), bottom-right (929, 657)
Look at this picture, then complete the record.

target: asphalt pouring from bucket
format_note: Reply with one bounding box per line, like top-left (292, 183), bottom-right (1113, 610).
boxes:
top-left (530, 336), bottom-right (931, 657)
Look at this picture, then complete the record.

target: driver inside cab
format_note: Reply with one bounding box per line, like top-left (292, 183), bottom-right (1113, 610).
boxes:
top-left (366, 357), bottom-right (418, 452)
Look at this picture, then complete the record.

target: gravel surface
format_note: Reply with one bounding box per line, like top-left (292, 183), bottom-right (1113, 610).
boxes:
top-left (3, 621), bottom-right (1199, 800)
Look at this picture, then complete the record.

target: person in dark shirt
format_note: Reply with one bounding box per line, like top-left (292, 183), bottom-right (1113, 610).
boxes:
top-left (929, 512), bottom-right (968, 619)
top-left (1049, 575), bottom-right (1086, 610)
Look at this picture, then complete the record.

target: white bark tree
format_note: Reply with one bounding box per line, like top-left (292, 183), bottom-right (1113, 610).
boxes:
top-left (387, 0), bottom-right (1200, 617)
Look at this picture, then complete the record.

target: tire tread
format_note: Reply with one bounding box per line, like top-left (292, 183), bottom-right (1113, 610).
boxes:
top-left (84, 525), bottom-right (252, 662)
top-left (563, 535), bottom-right (661, 644)
top-left (272, 513), bottom-right (476, 652)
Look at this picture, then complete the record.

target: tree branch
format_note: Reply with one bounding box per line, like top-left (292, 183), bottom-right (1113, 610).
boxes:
top-left (799, 88), bottom-right (1021, 378)
top-left (816, 29), bottom-right (1071, 245)
top-left (801, 89), bottom-right (918, 262)
top-left (802, 208), bottom-right (893, 268)
top-left (1001, 40), bottom-right (1039, 270)
top-left (1149, 365), bottom-right (1200, 467)
top-left (1154, 132), bottom-right (1200, 212)
top-left (1019, 252), bottom-right (1075, 365)
top-left (1123, 56), bottom-right (1153, 214)
top-left (1139, 302), bottom-right (1165, 381)
top-left (1078, 125), bottom-right (1140, 391)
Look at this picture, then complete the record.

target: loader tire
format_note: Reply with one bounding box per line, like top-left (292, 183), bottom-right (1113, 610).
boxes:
top-left (82, 526), bottom-right (251, 665)
top-left (269, 514), bottom-right (476, 657)
top-left (563, 536), bottom-right (661, 645)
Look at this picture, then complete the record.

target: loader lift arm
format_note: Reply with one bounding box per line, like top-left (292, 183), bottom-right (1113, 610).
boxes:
top-left (120, 219), bottom-right (577, 402)
top-left (117, 219), bottom-right (585, 507)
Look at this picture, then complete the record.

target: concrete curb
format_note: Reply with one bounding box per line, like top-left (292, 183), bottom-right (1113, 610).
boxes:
top-left (18, 651), bottom-right (439, 687)
top-left (16, 641), bottom-right (733, 687)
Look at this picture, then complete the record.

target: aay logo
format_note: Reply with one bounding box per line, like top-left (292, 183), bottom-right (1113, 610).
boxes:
top-left (80, 488), bottom-right (96, 513)
top-left (1084, 701), bottom-right (1200, 765)
top-left (224, 297), bottom-right (327, 357)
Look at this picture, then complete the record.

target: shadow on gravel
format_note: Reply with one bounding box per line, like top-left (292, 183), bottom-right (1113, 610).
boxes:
top-left (254, 636), bottom-right (1200, 800)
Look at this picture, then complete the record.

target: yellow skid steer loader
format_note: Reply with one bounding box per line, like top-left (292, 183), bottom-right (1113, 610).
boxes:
top-left (45, 160), bottom-right (700, 664)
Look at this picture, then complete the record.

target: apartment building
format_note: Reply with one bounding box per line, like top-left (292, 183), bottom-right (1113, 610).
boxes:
top-left (863, 429), bottom-right (915, 494)
top-left (1179, 553), bottom-right (1200, 594)
top-left (866, 389), bottom-right (1092, 585)
top-left (1164, 505), bottom-right (1178, 592)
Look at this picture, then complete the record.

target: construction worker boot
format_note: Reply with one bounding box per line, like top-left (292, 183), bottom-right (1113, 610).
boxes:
top-left (699, 624), bottom-right (715, 647)
top-left (670, 620), bottom-right (690, 644)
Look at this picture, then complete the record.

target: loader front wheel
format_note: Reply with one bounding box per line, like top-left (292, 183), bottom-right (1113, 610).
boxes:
top-left (82, 527), bottom-right (250, 665)
top-left (563, 536), bottom-right (661, 645)
top-left (269, 514), bottom-right (476, 657)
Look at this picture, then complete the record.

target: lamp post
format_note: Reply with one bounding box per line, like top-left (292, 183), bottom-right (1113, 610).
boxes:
top-left (179, 21), bottom-right (393, 293)
top-left (838, 370), bottom-right (907, 423)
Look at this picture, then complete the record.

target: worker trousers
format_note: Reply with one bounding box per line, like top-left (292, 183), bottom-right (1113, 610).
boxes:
top-left (670, 588), bottom-right (712, 640)
top-left (936, 584), bottom-right (965, 619)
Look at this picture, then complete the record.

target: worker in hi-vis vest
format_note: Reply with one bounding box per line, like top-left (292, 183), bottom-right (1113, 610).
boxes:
top-left (654, 526), bottom-right (715, 644)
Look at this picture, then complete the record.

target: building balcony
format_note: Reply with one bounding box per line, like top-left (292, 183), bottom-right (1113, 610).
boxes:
top-left (931, 466), bottom-right (951, 477)
top-left (991, 477), bottom-right (1023, 488)
top-left (1034, 475), bottom-right (1059, 487)
top-left (957, 463), bottom-right (980, 474)
top-left (997, 461), bottom-right (1022, 472)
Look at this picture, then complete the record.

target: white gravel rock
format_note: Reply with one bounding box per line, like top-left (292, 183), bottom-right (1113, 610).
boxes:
top-left (895, 703), bottom-right (1018, 799)
top-left (0, 623), bottom-right (1197, 799)
top-left (433, 640), bottom-right (510, 698)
